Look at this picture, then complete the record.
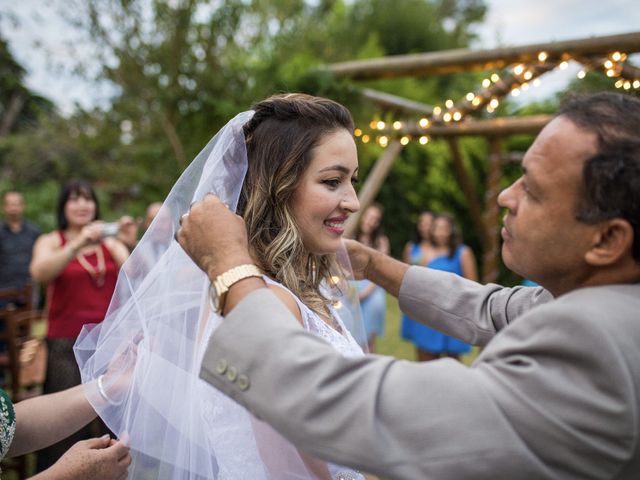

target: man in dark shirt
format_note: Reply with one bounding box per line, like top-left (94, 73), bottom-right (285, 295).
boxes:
top-left (0, 191), bottom-right (41, 307)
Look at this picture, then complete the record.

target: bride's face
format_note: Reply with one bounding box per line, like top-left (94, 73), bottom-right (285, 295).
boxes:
top-left (290, 129), bottom-right (360, 255)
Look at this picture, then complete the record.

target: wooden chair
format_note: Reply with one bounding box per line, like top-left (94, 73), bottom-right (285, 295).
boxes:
top-left (0, 284), bottom-right (35, 312)
top-left (0, 285), bottom-right (43, 478)
top-left (0, 283), bottom-right (39, 394)
top-left (0, 307), bottom-right (45, 479)
top-left (0, 309), bottom-right (46, 402)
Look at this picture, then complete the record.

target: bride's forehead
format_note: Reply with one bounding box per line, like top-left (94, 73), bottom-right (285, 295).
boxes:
top-left (307, 131), bottom-right (358, 168)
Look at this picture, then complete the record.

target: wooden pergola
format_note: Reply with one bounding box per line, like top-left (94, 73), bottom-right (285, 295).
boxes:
top-left (331, 31), bottom-right (640, 282)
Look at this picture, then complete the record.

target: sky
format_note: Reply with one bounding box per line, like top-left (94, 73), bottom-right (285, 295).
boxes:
top-left (1, 0), bottom-right (639, 114)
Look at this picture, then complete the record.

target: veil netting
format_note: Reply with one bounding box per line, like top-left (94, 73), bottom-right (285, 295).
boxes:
top-left (74, 110), bottom-right (368, 479)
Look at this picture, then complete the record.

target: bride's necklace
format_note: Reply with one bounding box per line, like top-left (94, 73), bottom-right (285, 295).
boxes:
top-left (76, 246), bottom-right (107, 287)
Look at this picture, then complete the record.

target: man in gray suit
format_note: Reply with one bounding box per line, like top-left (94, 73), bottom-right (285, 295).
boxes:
top-left (177, 92), bottom-right (640, 479)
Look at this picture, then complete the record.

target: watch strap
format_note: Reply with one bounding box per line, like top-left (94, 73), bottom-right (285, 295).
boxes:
top-left (209, 264), bottom-right (262, 313)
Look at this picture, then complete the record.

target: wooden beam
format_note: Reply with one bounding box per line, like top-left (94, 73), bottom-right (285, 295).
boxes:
top-left (447, 139), bottom-right (489, 252)
top-left (329, 32), bottom-right (640, 80)
top-left (400, 114), bottom-right (551, 137)
top-left (481, 137), bottom-right (504, 284)
top-left (344, 140), bottom-right (404, 238)
top-left (361, 88), bottom-right (434, 115)
top-left (620, 62), bottom-right (640, 80)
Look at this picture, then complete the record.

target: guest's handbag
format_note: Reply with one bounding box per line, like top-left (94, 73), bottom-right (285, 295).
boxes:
top-left (19, 338), bottom-right (48, 387)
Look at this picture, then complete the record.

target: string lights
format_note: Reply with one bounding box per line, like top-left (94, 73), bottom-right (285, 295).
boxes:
top-left (357, 49), bottom-right (639, 147)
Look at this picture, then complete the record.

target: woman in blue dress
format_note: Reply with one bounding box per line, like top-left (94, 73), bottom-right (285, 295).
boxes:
top-left (401, 211), bottom-right (435, 360)
top-left (354, 203), bottom-right (389, 353)
top-left (403, 212), bottom-right (478, 361)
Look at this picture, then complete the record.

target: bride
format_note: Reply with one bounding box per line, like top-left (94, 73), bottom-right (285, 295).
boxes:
top-left (75, 93), bottom-right (371, 479)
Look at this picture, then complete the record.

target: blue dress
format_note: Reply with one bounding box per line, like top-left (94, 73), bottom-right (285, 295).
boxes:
top-left (356, 280), bottom-right (386, 339)
top-left (402, 244), bottom-right (472, 355)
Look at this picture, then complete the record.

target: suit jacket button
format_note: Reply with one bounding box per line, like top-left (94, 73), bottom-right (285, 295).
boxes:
top-left (226, 366), bottom-right (238, 382)
top-left (215, 359), bottom-right (227, 375)
top-left (237, 374), bottom-right (250, 391)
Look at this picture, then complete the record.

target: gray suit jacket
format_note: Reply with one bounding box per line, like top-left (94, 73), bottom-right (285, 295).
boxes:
top-left (200, 266), bottom-right (640, 479)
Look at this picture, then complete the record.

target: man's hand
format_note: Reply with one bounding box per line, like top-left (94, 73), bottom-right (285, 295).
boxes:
top-left (345, 238), bottom-right (409, 298)
top-left (42, 436), bottom-right (131, 480)
top-left (176, 194), bottom-right (254, 280)
top-left (344, 239), bottom-right (374, 280)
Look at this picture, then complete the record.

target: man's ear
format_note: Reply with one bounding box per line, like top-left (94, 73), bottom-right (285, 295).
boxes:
top-left (585, 219), bottom-right (634, 266)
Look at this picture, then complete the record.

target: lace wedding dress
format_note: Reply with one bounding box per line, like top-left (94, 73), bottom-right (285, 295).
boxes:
top-left (199, 276), bottom-right (365, 480)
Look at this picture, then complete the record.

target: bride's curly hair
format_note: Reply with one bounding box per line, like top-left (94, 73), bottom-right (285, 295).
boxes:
top-left (237, 93), bottom-right (354, 316)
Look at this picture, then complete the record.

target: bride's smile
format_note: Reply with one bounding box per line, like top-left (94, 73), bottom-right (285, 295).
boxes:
top-left (291, 128), bottom-right (360, 255)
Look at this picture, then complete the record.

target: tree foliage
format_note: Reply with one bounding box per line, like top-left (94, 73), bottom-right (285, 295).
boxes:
top-left (4, 0), bottom-right (630, 282)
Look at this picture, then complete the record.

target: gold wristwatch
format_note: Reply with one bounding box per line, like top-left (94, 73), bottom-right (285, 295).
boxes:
top-left (209, 264), bottom-right (262, 314)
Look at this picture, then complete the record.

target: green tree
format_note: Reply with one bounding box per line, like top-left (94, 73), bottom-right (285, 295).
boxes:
top-left (0, 30), bottom-right (54, 137)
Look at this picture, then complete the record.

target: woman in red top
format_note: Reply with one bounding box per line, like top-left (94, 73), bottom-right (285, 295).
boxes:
top-left (30, 179), bottom-right (129, 471)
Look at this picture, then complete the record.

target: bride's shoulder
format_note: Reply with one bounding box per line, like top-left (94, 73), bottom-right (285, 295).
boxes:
top-left (263, 277), bottom-right (303, 325)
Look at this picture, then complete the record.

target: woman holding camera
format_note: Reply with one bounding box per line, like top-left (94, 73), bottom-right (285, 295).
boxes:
top-left (30, 179), bottom-right (129, 471)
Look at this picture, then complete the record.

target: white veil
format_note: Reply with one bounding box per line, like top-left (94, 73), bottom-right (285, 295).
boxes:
top-left (74, 110), bottom-right (367, 479)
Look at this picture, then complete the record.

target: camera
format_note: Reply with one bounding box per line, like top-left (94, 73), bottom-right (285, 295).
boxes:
top-left (100, 222), bottom-right (120, 238)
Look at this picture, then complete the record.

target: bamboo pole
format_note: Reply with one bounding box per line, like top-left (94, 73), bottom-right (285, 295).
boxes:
top-left (400, 115), bottom-right (551, 137)
top-left (344, 140), bottom-right (404, 238)
top-left (329, 32), bottom-right (640, 80)
top-left (446, 139), bottom-right (489, 252)
top-left (361, 88), bottom-right (434, 115)
top-left (481, 138), bottom-right (504, 284)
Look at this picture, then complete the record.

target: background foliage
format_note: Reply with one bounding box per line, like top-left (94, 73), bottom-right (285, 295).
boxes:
top-left (0, 0), bottom-right (633, 282)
